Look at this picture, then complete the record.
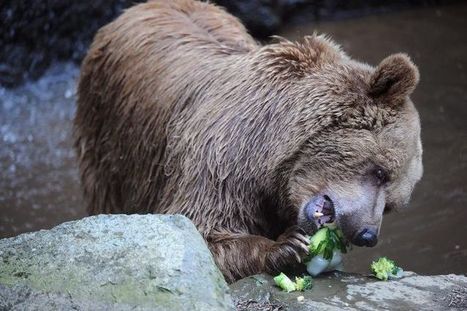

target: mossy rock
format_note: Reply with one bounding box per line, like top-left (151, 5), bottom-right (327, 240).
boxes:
top-left (0, 214), bottom-right (234, 310)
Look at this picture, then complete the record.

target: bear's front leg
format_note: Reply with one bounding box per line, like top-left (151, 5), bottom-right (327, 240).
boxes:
top-left (207, 226), bottom-right (309, 283)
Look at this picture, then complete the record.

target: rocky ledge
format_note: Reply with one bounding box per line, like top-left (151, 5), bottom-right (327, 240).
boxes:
top-left (231, 273), bottom-right (467, 310)
top-left (1, 215), bottom-right (466, 310)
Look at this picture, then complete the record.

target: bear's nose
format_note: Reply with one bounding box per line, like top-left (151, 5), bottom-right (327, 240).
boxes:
top-left (352, 229), bottom-right (378, 247)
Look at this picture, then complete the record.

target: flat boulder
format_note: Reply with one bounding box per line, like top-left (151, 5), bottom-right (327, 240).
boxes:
top-left (0, 214), bottom-right (234, 310)
top-left (231, 272), bottom-right (467, 310)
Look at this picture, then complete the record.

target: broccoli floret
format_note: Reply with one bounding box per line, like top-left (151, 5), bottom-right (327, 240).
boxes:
top-left (274, 274), bottom-right (313, 292)
top-left (294, 276), bottom-right (313, 291)
top-left (370, 257), bottom-right (403, 281)
top-left (308, 226), bottom-right (348, 260)
top-left (273, 273), bottom-right (296, 292)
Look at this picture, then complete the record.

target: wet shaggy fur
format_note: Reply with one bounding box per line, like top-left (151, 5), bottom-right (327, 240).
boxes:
top-left (75, 0), bottom-right (422, 282)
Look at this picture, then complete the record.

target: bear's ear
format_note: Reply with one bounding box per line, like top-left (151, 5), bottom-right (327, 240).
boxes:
top-left (368, 53), bottom-right (419, 104)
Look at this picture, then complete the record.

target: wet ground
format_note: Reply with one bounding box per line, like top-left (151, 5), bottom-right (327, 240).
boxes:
top-left (1, 3), bottom-right (466, 275)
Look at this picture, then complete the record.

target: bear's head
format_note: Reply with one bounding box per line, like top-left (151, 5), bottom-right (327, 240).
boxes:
top-left (262, 35), bottom-right (422, 247)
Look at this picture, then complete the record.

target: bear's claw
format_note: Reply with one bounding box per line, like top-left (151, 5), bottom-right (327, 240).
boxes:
top-left (265, 226), bottom-right (310, 272)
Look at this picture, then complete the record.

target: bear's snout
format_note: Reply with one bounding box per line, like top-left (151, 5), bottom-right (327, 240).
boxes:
top-left (302, 189), bottom-right (382, 248)
top-left (352, 228), bottom-right (378, 247)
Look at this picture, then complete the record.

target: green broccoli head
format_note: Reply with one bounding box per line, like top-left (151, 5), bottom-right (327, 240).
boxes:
top-left (295, 276), bottom-right (313, 291)
top-left (273, 273), bottom-right (296, 292)
top-left (370, 257), bottom-right (403, 281)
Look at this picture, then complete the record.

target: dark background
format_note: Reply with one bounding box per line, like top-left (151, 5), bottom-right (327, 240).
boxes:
top-left (1, 0), bottom-right (466, 276)
top-left (0, 0), bottom-right (459, 87)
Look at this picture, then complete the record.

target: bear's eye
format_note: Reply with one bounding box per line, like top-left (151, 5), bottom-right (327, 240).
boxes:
top-left (374, 166), bottom-right (390, 185)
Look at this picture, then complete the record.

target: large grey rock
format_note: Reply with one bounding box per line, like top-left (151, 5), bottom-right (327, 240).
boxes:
top-left (0, 214), bottom-right (234, 310)
top-left (231, 272), bottom-right (467, 310)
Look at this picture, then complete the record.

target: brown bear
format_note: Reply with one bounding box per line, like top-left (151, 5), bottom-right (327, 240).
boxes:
top-left (74, 0), bottom-right (423, 282)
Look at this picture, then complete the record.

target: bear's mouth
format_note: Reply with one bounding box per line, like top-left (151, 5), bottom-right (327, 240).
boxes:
top-left (305, 195), bottom-right (336, 228)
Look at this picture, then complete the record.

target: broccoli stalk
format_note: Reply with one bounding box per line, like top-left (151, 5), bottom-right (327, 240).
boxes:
top-left (273, 273), bottom-right (296, 292)
top-left (370, 257), bottom-right (404, 281)
top-left (304, 225), bottom-right (349, 276)
top-left (274, 274), bottom-right (313, 292)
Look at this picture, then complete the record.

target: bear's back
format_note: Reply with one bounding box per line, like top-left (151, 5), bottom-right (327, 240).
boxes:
top-left (74, 0), bottom-right (257, 215)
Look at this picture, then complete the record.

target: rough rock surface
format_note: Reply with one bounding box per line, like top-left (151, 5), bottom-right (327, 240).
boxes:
top-left (230, 272), bottom-right (467, 310)
top-left (0, 214), bottom-right (234, 310)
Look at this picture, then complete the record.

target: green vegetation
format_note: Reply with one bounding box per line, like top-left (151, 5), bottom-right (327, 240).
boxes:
top-left (294, 276), bottom-right (313, 291)
top-left (273, 273), bottom-right (296, 292)
top-left (274, 274), bottom-right (313, 292)
top-left (308, 226), bottom-right (348, 260)
top-left (370, 257), bottom-right (403, 281)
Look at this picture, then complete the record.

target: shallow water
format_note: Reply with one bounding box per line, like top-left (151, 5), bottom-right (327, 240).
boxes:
top-left (1, 4), bottom-right (466, 275)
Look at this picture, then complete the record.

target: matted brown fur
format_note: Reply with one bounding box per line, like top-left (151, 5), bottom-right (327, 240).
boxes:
top-left (75, 0), bottom-right (422, 282)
